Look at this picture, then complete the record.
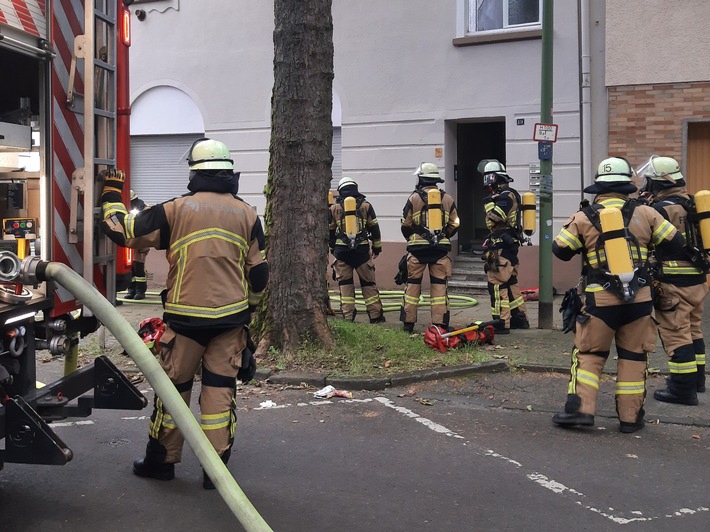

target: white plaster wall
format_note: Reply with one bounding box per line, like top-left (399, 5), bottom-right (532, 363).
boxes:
top-left (606, 0), bottom-right (710, 86)
top-left (129, 0), bottom-right (584, 242)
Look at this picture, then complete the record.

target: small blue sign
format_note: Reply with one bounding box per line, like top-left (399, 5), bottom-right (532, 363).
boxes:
top-left (538, 141), bottom-right (553, 161)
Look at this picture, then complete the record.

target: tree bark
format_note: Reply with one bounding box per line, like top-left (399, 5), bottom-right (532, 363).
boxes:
top-left (258, 0), bottom-right (334, 357)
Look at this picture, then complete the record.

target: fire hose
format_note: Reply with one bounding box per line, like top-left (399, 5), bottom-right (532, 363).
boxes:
top-left (15, 256), bottom-right (272, 532)
top-left (329, 289), bottom-right (478, 311)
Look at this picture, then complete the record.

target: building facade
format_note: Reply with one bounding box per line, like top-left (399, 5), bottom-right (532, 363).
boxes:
top-left (128, 1), bottom-right (709, 292)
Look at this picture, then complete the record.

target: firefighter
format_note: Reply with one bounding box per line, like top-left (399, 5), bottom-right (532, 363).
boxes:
top-left (100, 138), bottom-right (269, 488)
top-left (551, 156), bottom-right (685, 433)
top-left (480, 160), bottom-right (529, 334)
top-left (638, 155), bottom-right (709, 405)
top-left (400, 163), bottom-right (460, 332)
top-left (328, 177), bottom-right (385, 323)
top-left (124, 190), bottom-right (150, 300)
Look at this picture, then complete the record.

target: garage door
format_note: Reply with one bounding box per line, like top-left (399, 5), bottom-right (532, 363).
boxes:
top-left (130, 134), bottom-right (202, 206)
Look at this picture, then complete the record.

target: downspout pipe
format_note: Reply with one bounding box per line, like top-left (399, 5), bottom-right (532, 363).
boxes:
top-left (580, 0), bottom-right (593, 193)
top-left (20, 257), bottom-right (272, 532)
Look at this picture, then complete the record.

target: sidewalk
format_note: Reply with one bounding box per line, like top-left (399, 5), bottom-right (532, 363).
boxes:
top-left (111, 293), bottom-right (710, 428)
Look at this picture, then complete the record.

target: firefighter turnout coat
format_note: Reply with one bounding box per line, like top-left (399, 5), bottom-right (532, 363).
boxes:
top-left (553, 192), bottom-right (684, 425)
top-left (652, 187), bottom-right (709, 393)
top-left (101, 174), bottom-right (268, 463)
top-left (328, 193), bottom-right (384, 321)
top-left (483, 186), bottom-right (527, 328)
top-left (400, 186), bottom-right (459, 326)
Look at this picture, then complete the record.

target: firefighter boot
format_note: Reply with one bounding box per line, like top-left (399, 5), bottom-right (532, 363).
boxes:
top-left (133, 438), bottom-right (175, 480)
top-left (492, 315), bottom-right (509, 335)
top-left (370, 315), bottom-right (386, 324)
top-left (552, 394), bottom-right (594, 428)
top-left (653, 387), bottom-right (699, 406)
top-left (510, 311), bottom-right (530, 330)
top-left (203, 449), bottom-right (231, 490)
top-left (134, 282), bottom-right (147, 301)
top-left (125, 282), bottom-right (136, 300)
top-left (402, 322), bottom-right (415, 333)
top-left (133, 457), bottom-right (175, 481)
top-left (619, 408), bottom-right (645, 434)
top-left (654, 377), bottom-right (699, 406)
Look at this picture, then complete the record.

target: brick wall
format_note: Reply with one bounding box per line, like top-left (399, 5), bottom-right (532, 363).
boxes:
top-left (608, 81), bottom-right (710, 165)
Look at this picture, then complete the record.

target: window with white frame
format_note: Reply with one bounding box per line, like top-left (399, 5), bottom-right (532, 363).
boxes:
top-left (467, 0), bottom-right (540, 34)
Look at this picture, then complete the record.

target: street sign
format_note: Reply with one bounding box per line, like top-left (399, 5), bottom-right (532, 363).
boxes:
top-left (533, 123), bottom-right (558, 142)
top-left (538, 141), bottom-right (553, 160)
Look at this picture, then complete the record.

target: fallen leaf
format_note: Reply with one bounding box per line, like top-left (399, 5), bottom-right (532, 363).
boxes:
top-left (626, 454), bottom-right (638, 459)
top-left (692, 434), bottom-right (701, 440)
top-left (526, 405), bottom-right (533, 411)
top-left (416, 398), bottom-right (434, 406)
top-left (384, 360), bottom-right (392, 368)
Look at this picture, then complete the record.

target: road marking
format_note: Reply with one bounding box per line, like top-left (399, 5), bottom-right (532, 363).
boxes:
top-left (50, 420), bottom-right (94, 428)
top-left (375, 396), bottom-right (710, 525)
top-left (114, 393), bottom-right (710, 524)
top-left (374, 397), bottom-right (464, 439)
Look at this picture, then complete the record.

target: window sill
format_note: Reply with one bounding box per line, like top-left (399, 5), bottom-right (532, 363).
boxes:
top-left (453, 27), bottom-right (542, 47)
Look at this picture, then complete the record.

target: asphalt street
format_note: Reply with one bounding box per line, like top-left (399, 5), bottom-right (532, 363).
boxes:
top-left (3, 297), bottom-right (710, 530)
top-left (2, 376), bottom-right (709, 531)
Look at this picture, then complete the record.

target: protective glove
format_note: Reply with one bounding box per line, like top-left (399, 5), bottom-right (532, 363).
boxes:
top-left (559, 287), bottom-right (584, 334)
top-left (237, 327), bottom-right (257, 383)
top-left (100, 168), bottom-right (126, 193)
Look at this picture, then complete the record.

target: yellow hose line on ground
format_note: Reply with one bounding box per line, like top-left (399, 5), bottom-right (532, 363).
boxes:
top-left (328, 289), bottom-right (478, 310)
top-left (48, 264), bottom-right (271, 531)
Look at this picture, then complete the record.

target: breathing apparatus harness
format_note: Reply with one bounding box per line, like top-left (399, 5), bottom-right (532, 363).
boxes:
top-left (581, 198), bottom-right (647, 302)
top-left (655, 194), bottom-right (710, 274)
top-left (335, 195), bottom-right (369, 250)
top-left (413, 186), bottom-right (447, 245)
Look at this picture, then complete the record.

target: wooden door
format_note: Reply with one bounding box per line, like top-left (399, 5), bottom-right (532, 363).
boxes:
top-left (687, 121), bottom-right (710, 193)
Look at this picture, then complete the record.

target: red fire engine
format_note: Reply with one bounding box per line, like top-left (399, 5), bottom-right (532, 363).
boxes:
top-left (0, 0), bottom-right (145, 470)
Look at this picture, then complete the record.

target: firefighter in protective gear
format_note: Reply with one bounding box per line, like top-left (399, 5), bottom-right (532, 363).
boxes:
top-left (100, 137), bottom-right (269, 489)
top-left (125, 190), bottom-right (150, 300)
top-left (480, 159), bottom-right (529, 334)
top-left (640, 156), bottom-right (709, 404)
top-left (551, 156), bottom-right (685, 433)
top-left (400, 163), bottom-right (460, 332)
top-left (328, 177), bottom-right (385, 323)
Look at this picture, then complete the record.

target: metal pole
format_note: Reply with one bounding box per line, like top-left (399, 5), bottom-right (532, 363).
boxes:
top-left (538, 0), bottom-right (554, 328)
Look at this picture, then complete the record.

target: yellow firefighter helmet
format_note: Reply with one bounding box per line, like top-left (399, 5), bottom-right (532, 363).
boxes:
top-left (187, 138), bottom-right (234, 171)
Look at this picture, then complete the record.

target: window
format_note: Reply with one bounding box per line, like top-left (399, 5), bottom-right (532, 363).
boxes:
top-left (467, 0), bottom-right (540, 34)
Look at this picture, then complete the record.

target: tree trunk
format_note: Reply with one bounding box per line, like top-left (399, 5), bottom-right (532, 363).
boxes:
top-left (259, 0), bottom-right (334, 357)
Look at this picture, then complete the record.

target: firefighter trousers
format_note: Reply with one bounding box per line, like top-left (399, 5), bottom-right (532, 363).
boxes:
top-left (146, 325), bottom-right (245, 463)
top-left (655, 281), bottom-right (708, 391)
top-left (487, 259), bottom-right (527, 327)
top-left (564, 301), bottom-right (656, 424)
top-left (333, 258), bottom-right (383, 321)
top-left (401, 254), bottom-right (451, 326)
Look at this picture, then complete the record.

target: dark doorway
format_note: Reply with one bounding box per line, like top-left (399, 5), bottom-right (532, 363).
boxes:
top-left (456, 121), bottom-right (506, 253)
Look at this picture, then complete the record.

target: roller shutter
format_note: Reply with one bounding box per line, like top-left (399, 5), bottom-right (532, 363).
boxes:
top-left (130, 134), bottom-right (202, 205)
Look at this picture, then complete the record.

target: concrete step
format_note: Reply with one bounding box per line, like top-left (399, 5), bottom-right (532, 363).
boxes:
top-left (448, 279), bottom-right (488, 293)
top-left (450, 272), bottom-right (488, 283)
top-left (451, 264), bottom-right (486, 275)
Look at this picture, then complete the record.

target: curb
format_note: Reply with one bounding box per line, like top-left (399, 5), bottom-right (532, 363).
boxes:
top-left (262, 360), bottom-right (509, 391)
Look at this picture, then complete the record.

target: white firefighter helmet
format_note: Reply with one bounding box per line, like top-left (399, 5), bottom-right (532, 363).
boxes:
top-left (594, 157), bottom-right (634, 183)
top-left (637, 155), bottom-right (683, 184)
top-left (413, 162), bottom-right (444, 184)
top-left (479, 159), bottom-right (513, 187)
top-left (187, 138), bottom-right (234, 171)
top-left (413, 162), bottom-right (440, 178)
top-left (337, 176), bottom-right (357, 191)
top-left (130, 189), bottom-right (137, 201)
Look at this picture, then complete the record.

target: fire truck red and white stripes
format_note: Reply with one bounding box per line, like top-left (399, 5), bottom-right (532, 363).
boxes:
top-left (0, 0), bottom-right (46, 38)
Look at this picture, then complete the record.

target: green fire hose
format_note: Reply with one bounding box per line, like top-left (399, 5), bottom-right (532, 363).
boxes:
top-left (32, 260), bottom-right (272, 532)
